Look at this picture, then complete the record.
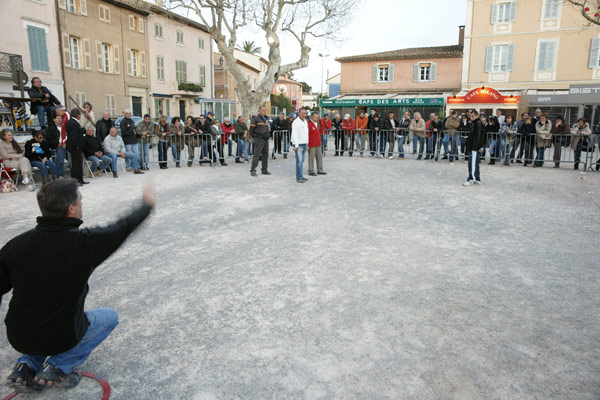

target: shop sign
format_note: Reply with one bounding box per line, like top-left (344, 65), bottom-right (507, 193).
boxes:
top-left (447, 87), bottom-right (520, 104)
top-left (320, 98), bottom-right (444, 107)
top-left (568, 84), bottom-right (600, 103)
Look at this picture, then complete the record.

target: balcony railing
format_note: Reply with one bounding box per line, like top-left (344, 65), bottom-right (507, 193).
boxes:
top-left (0, 52), bottom-right (23, 77)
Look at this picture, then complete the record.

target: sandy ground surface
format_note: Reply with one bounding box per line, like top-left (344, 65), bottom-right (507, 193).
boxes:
top-left (0, 153), bottom-right (599, 400)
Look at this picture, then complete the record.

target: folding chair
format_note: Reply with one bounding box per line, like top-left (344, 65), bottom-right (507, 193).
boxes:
top-left (117, 157), bottom-right (127, 174)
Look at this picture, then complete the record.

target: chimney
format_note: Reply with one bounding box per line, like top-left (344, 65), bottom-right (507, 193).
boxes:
top-left (458, 25), bottom-right (465, 46)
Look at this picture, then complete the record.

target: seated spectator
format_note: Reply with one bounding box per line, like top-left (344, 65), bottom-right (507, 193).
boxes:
top-left (0, 129), bottom-right (34, 190)
top-left (24, 130), bottom-right (58, 185)
top-left (102, 127), bottom-right (143, 177)
top-left (27, 77), bottom-right (60, 130)
top-left (83, 126), bottom-right (112, 176)
top-left (170, 117), bottom-right (185, 168)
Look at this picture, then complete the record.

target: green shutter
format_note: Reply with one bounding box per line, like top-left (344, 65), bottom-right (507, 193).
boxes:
top-left (372, 65), bottom-right (377, 82)
top-left (430, 63), bottom-right (437, 81)
top-left (388, 64), bottom-right (394, 82)
top-left (27, 26), bottom-right (49, 72)
top-left (413, 63), bottom-right (419, 82)
top-left (485, 45), bottom-right (493, 72)
top-left (590, 38), bottom-right (600, 69)
top-left (199, 65), bottom-right (205, 86)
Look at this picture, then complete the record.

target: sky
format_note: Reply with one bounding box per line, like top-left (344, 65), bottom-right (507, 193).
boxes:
top-left (177, 0), bottom-right (468, 93)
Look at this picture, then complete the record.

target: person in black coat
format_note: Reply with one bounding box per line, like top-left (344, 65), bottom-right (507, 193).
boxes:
top-left (28, 77), bottom-right (60, 130)
top-left (271, 112), bottom-right (287, 159)
top-left (1, 179), bottom-right (154, 392)
top-left (464, 110), bottom-right (486, 185)
top-left (24, 130), bottom-right (58, 184)
top-left (83, 126), bottom-right (112, 174)
top-left (458, 114), bottom-right (471, 155)
top-left (518, 116), bottom-right (536, 166)
top-left (66, 108), bottom-right (87, 185)
top-left (381, 112), bottom-right (400, 158)
top-left (368, 114), bottom-right (382, 157)
top-left (195, 115), bottom-right (212, 162)
top-left (45, 113), bottom-right (62, 150)
top-left (427, 115), bottom-right (443, 160)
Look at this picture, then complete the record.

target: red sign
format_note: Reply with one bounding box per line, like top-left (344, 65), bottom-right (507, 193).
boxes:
top-left (447, 87), bottom-right (520, 104)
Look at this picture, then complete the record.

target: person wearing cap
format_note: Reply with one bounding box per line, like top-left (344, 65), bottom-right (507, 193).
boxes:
top-left (136, 114), bottom-right (156, 170)
top-left (119, 109), bottom-right (139, 171)
top-left (444, 110), bottom-right (460, 162)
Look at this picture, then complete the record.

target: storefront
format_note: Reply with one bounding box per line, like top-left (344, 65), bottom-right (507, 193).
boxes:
top-left (194, 98), bottom-right (237, 121)
top-left (320, 95), bottom-right (445, 119)
top-left (447, 87), bottom-right (520, 119)
top-left (524, 84), bottom-right (600, 127)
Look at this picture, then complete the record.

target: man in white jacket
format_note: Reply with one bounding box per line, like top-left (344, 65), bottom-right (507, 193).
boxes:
top-left (102, 127), bottom-right (142, 177)
top-left (291, 109), bottom-right (309, 183)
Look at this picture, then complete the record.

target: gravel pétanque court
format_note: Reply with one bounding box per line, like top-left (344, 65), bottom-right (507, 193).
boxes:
top-left (1, 155), bottom-right (599, 400)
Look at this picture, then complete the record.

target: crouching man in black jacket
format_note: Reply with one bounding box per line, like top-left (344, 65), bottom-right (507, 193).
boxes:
top-left (463, 110), bottom-right (486, 186)
top-left (1, 179), bottom-right (154, 393)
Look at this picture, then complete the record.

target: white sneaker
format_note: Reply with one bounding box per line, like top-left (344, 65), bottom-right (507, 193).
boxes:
top-left (388, 156), bottom-right (394, 160)
top-left (27, 183), bottom-right (36, 191)
top-left (463, 180), bottom-right (473, 186)
top-left (473, 180), bottom-right (481, 185)
top-left (22, 177), bottom-right (29, 184)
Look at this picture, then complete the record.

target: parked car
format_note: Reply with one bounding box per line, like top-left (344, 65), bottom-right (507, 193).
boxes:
top-left (114, 115), bottom-right (143, 136)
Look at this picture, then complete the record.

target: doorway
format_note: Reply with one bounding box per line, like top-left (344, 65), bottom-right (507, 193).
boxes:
top-left (179, 100), bottom-right (186, 120)
top-left (132, 96), bottom-right (142, 117)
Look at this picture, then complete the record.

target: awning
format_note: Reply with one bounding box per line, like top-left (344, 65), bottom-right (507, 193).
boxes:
top-left (321, 94), bottom-right (444, 107)
top-left (151, 93), bottom-right (173, 98)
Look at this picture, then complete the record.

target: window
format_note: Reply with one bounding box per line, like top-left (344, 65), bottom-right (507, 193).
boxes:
top-left (420, 65), bottom-right (430, 81)
top-left (199, 65), bottom-right (205, 86)
top-left (105, 94), bottom-right (116, 116)
top-left (537, 40), bottom-right (557, 71)
top-left (154, 98), bottom-right (162, 119)
top-left (543, 0), bottom-right (561, 19)
top-left (175, 60), bottom-right (187, 83)
top-left (129, 15), bottom-right (135, 30)
top-left (130, 50), bottom-right (138, 76)
top-left (589, 38), bottom-right (600, 69)
top-left (485, 44), bottom-right (515, 72)
top-left (379, 66), bottom-right (389, 81)
top-left (58, 0), bottom-right (86, 15)
top-left (102, 44), bottom-right (111, 73)
top-left (154, 23), bottom-right (163, 39)
top-left (157, 56), bottom-right (164, 81)
top-left (98, 4), bottom-right (111, 22)
top-left (198, 37), bottom-right (205, 50)
top-left (26, 26), bottom-right (49, 72)
top-left (138, 19), bottom-right (145, 33)
top-left (66, 0), bottom-right (75, 13)
top-left (96, 42), bottom-right (112, 73)
top-left (491, 2), bottom-right (516, 24)
top-left (69, 36), bottom-right (80, 69)
top-left (127, 49), bottom-right (146, 77)
top-left (73, 91), bottom-right (86, 107)
top-left (176, 30), bottom-right (184, 45)
top-left (372, 63), bottom-right (394, 82)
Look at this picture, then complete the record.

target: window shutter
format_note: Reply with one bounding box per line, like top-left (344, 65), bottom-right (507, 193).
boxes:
top-left (372, 65), bottom-right (377, 82)
top-left (106, 7), bottom-right (111, 22)
top-left (166, 99), bottom-right (170, 117)
top-left (129, 15), bottom-right (135, 30)
top-left (83, 38), bottom-right (91, 70)
top-left (58, 0), bottom-right (66, 9)
top-left (199, 65), bottom-right (205, 86)
top-left (491, 4), bottom-right (498, 24)
top-left (413, 63), bottom-right (419, 82)
top-left (388, 64), bottom-right (394, 82)
top-left (98, 4), bottom-right (104, 20)
top-left (139, 19), bottom-right (145, 33)
top-left (484, 45), bottom-right (493, 72)
top-left (62, 33), bottom-right (71, 68)
top-left (589, 38), bottom-right (600, 69)
top-left (96, 41), bottom-right (103, 71)
top-left (126, 48), bottom-right (132, 76)
top-left (140, 51), bottom-right (146, 77)
top-left (430, 63), bottom-right (437, 81)
top-left (506, 44), bottom-right (515, 71)
top-left (27, 26), bottom-right (49, 72)
top-left (183, 61), bottom-right (187, 82)
top-left (537, 42), bottom-right (547, 70)
top-left (113, 45), bottom-right (120, 73)
top-left (509, 2), bottom-right (517, 22)
top-left (547, 41), bottom-right (556, 70)
top-left (80, 0), bottom-right (87, 15)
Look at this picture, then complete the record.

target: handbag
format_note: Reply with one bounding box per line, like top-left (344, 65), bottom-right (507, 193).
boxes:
top-left (0, 179), bottom-right (16, 193)
top-left (580, 137), bottom-right (596, 152)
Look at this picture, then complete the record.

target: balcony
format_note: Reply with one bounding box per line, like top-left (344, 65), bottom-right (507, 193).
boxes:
top-left (0, 52), bottom-right (23, 79)
top-left (177, 82), bottom-right (204, 93)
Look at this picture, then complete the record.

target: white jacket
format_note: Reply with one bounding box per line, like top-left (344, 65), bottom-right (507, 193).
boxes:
top-left (290, 117), bottom-right (308, 147)
top-left (103, 134), bottom-right (125, 155)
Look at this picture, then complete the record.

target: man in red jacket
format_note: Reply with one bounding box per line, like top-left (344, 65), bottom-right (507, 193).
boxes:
top-left (308, 111), bottom-right (327, 176)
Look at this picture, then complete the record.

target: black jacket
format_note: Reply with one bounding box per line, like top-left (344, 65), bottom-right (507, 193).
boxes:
top-left (518, 122), bottom-right (536, 136)
top-left (66, 118), bottom-right (84, 151)
top-left (0, 205), bottom-right (152, 355)
top-left (248, 115), bottom-right (271, 140)
top-left (369, 118), bottom-right (382, 131)
top-left (271, 116), bottom-right (287, 132)
top-left (120, 117), bottom-right (137, 145)
top-left (24, 139), bottom-right (52, 163)
top-left (382, 117), bottom-right (400, 131)
top-left (28, 86), bottom-right (60, 111)
top-left (332, 118), bottom-right (343, 131)
top-left (45, 123), bottom-right (60, 149)
top-left (399, 117), bottom-right (411, 132)
top-left (195, 120), bottom-right (211, 135)
top-left (83, 134), bottom-right (104, 158)
top-left (466, 119), bottom-right (485, 152)
top-left (429, 120), bottom-right (443, 135)
top-left (96, 118), bottom-right (114, 144)
top-left (458, 120), bottom-right (472, 133)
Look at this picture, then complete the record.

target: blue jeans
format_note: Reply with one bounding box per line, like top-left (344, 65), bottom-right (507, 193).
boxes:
top-left (488, 138), bottom-right (496, 159)
top-left (427, 134), bottom-right (437, 156)
top-left (413, 132), bottom-right (418, 151)
top-left (321, 134), bottom-right (329, 153)
top-left (106, 153), bottom-right (118, 171)
top-left (171, 146), bottom-right (181, 167)
top-left (448, 135), bottom-right (459, 161)
top-left (396, 134), bottom-right (406, 157)
top-left (138, 142), bottom-right (149, 168)
top-left (228, 139), bottom-right (233, 156)
top-left (55, 146), bottom-right (67, 177)
top-left (235, 138), bottom-right (244, 161)
top-left (17, 308), bottom-right (118, 374)
top-left (87, 155), bottom-right (112, 171)
top-left (295, 144), bottom-right (307, 180)
top-left (441, 134), bottom-right (450, 154)
top-left (244, 141), bottom-right (251, 161)
top-left (416, 137), bottom-right (426, 158)
top-left (124, 144), bottom-right (140, 169)
top-left (30, 159), bottom-right (57, 176)
top-left (535, 147), bottom-right (546, 165)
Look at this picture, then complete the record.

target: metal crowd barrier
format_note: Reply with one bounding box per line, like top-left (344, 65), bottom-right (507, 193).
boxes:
top-left (271, 130), bottom-right (291, 159)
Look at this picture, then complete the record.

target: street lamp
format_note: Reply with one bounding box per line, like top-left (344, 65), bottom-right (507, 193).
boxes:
top-left (318, 53), bottom-right (329, 99)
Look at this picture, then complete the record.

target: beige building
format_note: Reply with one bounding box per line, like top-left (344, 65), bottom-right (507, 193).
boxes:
top-left (461, 0), bottom-right (600, 124)
top-left (57, 0), bottom-right (149, 117)
top-left (146, 3), bottom-right (213, 120)
top-left (272, 76), bottom-right (303, 111)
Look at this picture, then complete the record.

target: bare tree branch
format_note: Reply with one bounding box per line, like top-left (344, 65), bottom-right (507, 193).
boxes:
top-left (565, 0), bottom-right (600, 26)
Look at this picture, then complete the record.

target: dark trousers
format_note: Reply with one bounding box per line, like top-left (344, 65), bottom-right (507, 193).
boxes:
top-left (369, 131), bottom-right (378, 155)
top-left (69, 149), bottom-right (83, 181)
top-left (251, 137), bottom-right (269, 173)
top-left (334, 131), bottom-right (345, 155)
top-left (467, 150), bottom-right (481, 182)
top-left (158, 141), bottom-right (168, 167)
top-left (272, 132), bottom-right (282, 154)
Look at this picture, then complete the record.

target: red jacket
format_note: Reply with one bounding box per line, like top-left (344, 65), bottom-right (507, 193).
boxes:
top-left (220, 122), bottom-right (235, 143)
top-left (308, 120), bottom-right (321, 147)
top-left (319, 118), bottom-right (332, 134)
top-left (425, 120), bottom-right (433, 139)
top-left (341, 118), bottom-right (355, 133)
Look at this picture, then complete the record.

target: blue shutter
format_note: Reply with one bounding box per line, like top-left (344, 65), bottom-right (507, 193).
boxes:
top-left (509, 2), bottom-right (517, 22)
top-left (413, 63), bottom-right (419, 82)
top-left (590, 38), bottom-right (600, 69)
top-left (546, 41), bottom-right (556, 70)
top-left (485, 45), bottom-right (493, 72)
top-left (430, 63), bottom-right (437, 81)
top-left (491, 4), bottom-right (498, 24)
top-left (27, 26), bottom-right (49, 72)
top-left (538, 42), bottom-right (548, 70)
top-left (506, 44), bottom-right (515, 71)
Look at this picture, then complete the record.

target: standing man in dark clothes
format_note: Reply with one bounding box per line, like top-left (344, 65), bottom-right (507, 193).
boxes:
top-left (195, 114), bottom-right (212, 162)
top-left (119, 109), bottom-right (139, 170)
top-left (1, 179), bottom-right (154, 394)
top-left (271, 111), bottom-right (287, 159)
top-left (66, 108), bottom-right (87, 186)
top-left (381, 111), bottom-right (399, 159)
top-left (96, 111), bottom-right (114, 144)
top-left (463, 110), bottom-right (485, 186)
top-left (249, 105), bottom-right (271, 177)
